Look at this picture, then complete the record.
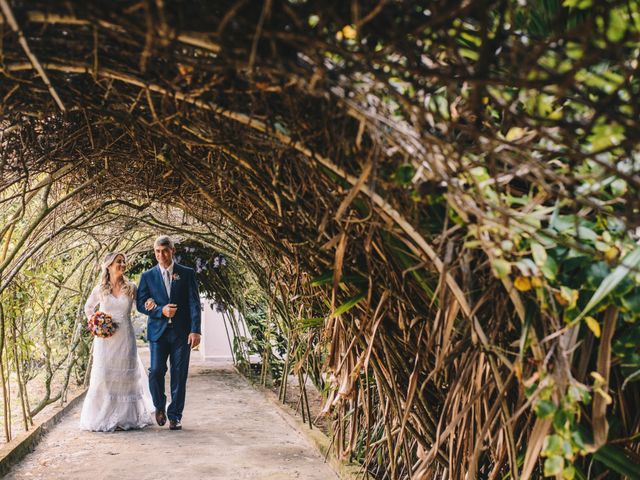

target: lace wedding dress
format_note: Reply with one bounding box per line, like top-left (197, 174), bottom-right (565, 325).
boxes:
top-left (80, 284), bottom-right (154, 431)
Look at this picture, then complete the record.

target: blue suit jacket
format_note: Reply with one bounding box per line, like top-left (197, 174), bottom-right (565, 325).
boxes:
top-left (136, 263), bottom-right (201, 342)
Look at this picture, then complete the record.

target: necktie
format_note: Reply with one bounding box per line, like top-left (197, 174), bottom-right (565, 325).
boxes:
top-left (164, 269), bottom-right (171, 297)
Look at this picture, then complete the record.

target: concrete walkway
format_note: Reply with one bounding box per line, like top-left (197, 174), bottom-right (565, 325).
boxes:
top-left (6, 357), bottom-right (338, 480)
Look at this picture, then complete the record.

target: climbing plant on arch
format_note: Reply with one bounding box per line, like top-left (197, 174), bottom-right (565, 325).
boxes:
top-left (0, 0), bottom-right (639, 478)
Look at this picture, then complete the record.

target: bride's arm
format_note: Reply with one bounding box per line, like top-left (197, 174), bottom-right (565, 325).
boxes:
top-left (136, 273), bottom-right (163, 319)
top-left (84, 286), bottom-right (100, 320)
top-left (132, 283), bottom-right (157, 310)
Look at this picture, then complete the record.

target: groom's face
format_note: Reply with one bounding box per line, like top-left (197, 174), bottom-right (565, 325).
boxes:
top-left (154, 245), bottom-right (175, 268)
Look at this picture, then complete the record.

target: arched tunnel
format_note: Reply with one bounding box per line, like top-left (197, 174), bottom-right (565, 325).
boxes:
top-left (0, 1), bottom-right (639, 478)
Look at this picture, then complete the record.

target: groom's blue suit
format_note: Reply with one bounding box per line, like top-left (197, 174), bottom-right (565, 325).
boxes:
top-left (136, 263), bottom-right (201, 422)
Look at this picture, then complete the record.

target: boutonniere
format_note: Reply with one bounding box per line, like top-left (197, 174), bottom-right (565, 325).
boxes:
top-left (172, 272), bottom-right (181, 281)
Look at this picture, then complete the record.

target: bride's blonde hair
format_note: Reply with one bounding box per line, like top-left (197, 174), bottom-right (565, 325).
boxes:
top-left (99, 252), bottom-right (136, 299)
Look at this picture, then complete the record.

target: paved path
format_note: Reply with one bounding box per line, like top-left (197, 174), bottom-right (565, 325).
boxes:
top-left (6, 357), bottom-right (338, 480)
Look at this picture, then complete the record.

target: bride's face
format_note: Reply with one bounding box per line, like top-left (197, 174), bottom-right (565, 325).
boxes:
top-left (108, 255), bottom-right (126, 278)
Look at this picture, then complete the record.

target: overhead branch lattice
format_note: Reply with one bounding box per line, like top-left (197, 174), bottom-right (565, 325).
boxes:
top-left (1, 1), bottom-right (639, 479)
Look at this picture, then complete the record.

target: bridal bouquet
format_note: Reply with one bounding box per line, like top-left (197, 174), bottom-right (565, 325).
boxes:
top-left (87, 311), bottom-right (118, 338)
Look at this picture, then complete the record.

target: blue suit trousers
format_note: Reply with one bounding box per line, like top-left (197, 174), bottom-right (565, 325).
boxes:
top-left (148, 325), bottom-right (191, 421)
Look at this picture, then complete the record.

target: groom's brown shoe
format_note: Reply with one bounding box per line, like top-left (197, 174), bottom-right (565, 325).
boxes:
top-left (169, 419), bottom-right (182, 430)
top-left (155, 409), bottom-right (167, 426)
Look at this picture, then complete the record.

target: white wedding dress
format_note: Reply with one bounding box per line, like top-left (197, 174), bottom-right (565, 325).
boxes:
top-left (80, 284), bottom-right (154, 431)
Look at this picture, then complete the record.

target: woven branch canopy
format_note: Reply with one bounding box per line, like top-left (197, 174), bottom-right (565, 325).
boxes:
top-left (1, 1), bottom-right (639, 478)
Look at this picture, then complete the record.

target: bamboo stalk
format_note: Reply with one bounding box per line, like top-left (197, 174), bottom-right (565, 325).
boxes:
top-left (0, 1), bottom-right (66, 111)
top-left (592, 306), bottom-right (618, 448)
top-left (11, 316), bottom-right (29, 432)
top-left (220, 309), bottom-right (236, 364)
top-left (279, 336), bottom-right (292, 403)
top-left (0, 303), bottom-right (10, 442)
top-left (25, 11), bottom-right (221, 53)
top-left (3, 352), bottom-right (11, 442)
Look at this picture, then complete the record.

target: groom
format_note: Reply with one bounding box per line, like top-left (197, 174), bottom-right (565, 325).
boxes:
top-left (136, 235), bottom-right (201, 430)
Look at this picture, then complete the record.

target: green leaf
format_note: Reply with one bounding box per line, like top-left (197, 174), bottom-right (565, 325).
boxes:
top-left (535, 399), bottom-right (556, 418)
top-left (562, 0), bottom-right (592, 8)
top-left (551, 217), bottom-right (578, 236)
top-left (394, 164), bottom-right (415, 185)
top-left (505, 127), bottom-right (527, 141)
top-left (492, 259), bottom-right (511, 278)
top-left (588, 122), bottom-right (625, 152)
top-left (542, 434), bottom-right (564, 456)
top-left (575, 246), bottom-right (640, 322)
top-left (469, 166), bottom-right (490, 182)
top-left (459, 47), bottom-right (479, 61)
top-left (310, 271), bottom-right (366, 287)
top-left (568, 384), bottom-right (590, 404)
top-left (515, 258), bottom-right (539, 277)
top-left (459, 31), bottom-right (482, 47)
top-left (563, 464), bottom-right (576, 480)
top-left (544, 455), bottom-right (564, 476)
top-left (331, 291), bottom-right (366, 318)
top-left (299, 317), bottom-right (324, 329)
top-left (610, 178), bottom-right (627, 196)
top-left (553, 409), bottom-right (568, 430)
top-left (560, 286), bottom-right (579, 309)
top-left (576, 226), bottom-right (597, 242)
top-left (525, 382), bottom-right (538, 398)
top-left (607, 8), bottom-right (627, 43)
top-left (571, 430), bottom-right (587, 450)
top-left (562, 439), bottom-right (573, 459)
top-left (621, 288), bottom-right (640, 314)
top-left (594, 444), bottom-right (640, 478)
top-left (310, 271), bottom-right (333, 286)
top-left (541, 255), bottom-right (558, 281)
top-left (607, 217), bottom-right (626, 233)
top-left (587, 262), bottom-right (610, 288)
top-left (532, 242), bottom-right (548, 266)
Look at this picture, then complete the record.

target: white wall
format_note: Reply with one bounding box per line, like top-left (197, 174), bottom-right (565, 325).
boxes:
top-left (198, 298), bottom-right (262, 364)
top-left (198, 298), bottom-right (235, 362)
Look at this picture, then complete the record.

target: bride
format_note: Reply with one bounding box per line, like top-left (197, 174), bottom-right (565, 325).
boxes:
top-left (80, 252), bottom-right (154, 431)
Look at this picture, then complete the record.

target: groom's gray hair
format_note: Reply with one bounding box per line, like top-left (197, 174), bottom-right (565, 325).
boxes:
top-left (154, 235), bottom-right (175, 249)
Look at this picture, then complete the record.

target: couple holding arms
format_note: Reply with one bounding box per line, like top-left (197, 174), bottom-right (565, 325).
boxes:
top-left (80, 236), bottom-right (201, 432)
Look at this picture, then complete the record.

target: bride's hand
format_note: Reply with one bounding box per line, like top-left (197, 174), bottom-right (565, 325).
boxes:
top-left (144, 298), bottom-right (157, 310)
